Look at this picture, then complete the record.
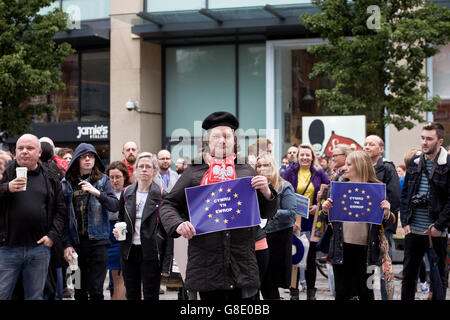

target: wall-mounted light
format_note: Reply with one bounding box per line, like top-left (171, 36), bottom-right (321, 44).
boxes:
top-left (125, 99), bottom-right (162, 115)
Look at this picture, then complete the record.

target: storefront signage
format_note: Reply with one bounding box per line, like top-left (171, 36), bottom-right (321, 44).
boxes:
top-left (76, 124), bottom-right (109, 140)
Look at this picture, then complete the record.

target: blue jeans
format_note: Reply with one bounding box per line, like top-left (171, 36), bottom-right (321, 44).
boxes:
top-left (0, 244), bottom-right (51, 300)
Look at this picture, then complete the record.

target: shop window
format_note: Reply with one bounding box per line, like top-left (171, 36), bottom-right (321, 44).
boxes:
top-left (433, 43), bottom-right (450, 146)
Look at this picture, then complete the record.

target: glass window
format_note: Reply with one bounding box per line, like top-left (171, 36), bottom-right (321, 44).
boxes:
top-left (433, 43), bottom-right (450, 146)
top-left (62, 0), bottom-right (110, 20)
top-left (210, 0), bottom-right (310, 9)
top-left (51, 54), bottom-right (79, 123)
top-left (38, 1), bottom-right (60, 15)
top-left (147, 0), bottom-right (204, 12)
top-left (80, 51), bottom-right (110, 121)
top-left (238, 44), bottom-right (266, 133)
top-left (165, 45), bottom-right (236, 137)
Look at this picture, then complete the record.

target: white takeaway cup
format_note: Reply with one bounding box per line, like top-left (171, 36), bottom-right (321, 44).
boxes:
top-left (68, 252), bottom-right (78, 271)
top-left (15, 167), bottom-right (27, 191)
top-left (114, 222), bottom-right (127, 241)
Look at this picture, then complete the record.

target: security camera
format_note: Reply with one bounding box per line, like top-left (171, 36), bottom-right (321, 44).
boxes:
top-left (126, 100), bottom-right (136, 111)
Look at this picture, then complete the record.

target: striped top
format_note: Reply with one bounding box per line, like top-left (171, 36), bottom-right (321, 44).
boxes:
top-left (410, 159), bottom-right (433, 233)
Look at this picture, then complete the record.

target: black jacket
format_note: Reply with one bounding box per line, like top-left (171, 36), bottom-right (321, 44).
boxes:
top-left (374, 157), bottom-right (400, 233)
top-left (0, 160), bottom-right (67, 245)
top-left (160, 159), bottom-right (278, 292)
top-left (400, 147), bottom-right (450, 232)
top-left (119, 182), bottom-right (167, 263)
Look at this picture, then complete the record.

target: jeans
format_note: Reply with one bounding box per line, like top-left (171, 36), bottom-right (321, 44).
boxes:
top-left (0, 244), bottom-right (51, 300)
top-left (401, 233), bottom-right (448, 300)
top-left (380, 230), bottom-right (393, 300)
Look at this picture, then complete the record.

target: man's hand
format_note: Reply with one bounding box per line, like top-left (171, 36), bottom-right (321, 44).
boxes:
top-left (37, 236), bottom-right (54, 248)
top-left (251, 175), bottom-right (272, 200)
top-left (176, 221), bottom-right (196, 239)
top-left (64, 247), bottom-right (76, 263)
top-left (424, 225), bottom-right (442, 237)
top-left (8, 177), bottom-right (27, 192)
top-left (403, 225), bottom-right (411, 235)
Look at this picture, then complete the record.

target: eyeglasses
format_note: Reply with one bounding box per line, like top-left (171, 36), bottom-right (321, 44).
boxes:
top-left (138, 165), bottom-right (153, 170)
top-left (331, 154), bottom-right (345, 158)
top-left (109, 175), bottom-right (124, 181)
top-left (79, 153), bottom-right (95, 160)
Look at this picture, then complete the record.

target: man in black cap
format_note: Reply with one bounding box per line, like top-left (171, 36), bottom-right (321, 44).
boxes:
top-left (160, 111), bottom-right (278, 301)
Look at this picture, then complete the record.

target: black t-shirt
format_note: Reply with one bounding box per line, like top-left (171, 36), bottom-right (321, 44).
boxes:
top-left (72, 174), bottom-right (90, 237)
top-left (7, 164), bottom-right (49, 246)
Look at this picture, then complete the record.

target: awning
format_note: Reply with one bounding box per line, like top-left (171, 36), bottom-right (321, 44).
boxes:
top-left (125, 4), bottom-right (319, 44)
top-left (53, 19), bottom-right (110, 49)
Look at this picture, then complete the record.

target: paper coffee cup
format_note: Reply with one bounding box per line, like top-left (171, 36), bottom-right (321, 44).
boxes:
top-left (68, 252), bottom-right (78, 271)
top-left (114, 222), bottom-right (127, 241)
top-left (15, 167), bottom-right (27, 191)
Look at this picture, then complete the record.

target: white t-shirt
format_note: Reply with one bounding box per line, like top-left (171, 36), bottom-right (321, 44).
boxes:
top-left (132, 190), bottom-right (148, 245)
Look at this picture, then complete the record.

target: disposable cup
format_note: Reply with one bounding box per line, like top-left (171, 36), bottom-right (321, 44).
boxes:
top-left (68, 252), bottom-right (78, 271)
top-left (15, 167), bottom-right (27, 191)
top-left (114, 222), bottom-right (127, 241)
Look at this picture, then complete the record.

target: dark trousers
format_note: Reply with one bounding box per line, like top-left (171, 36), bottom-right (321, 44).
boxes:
top-left (332, 243), bottom-right (373, 301)
top-left (401, 233), bottom-right (448, 300)
top-left (305, 241), bottom-right (317, 290)
top-left (255, 248), bottom-right (270, 299)
top-left (199, 288), bottom-right (256, 301)
top-left (74, 244), bottom-right (108, 301)
top-left (121, 245), bottom-right (161, 300)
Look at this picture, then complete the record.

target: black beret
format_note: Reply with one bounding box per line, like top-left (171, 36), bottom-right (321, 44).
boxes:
top-left (202, 111), bottom-right (239, 131)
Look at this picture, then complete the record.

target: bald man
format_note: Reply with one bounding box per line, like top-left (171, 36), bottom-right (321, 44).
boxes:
top-left (154, 149), bottom-right (179, 193)
top-left (0, 134), bottom-right (67, 300)
top-left (363, 134), bottom-right (400, 300)
top-left (122, 141), bottom-right (139, 182)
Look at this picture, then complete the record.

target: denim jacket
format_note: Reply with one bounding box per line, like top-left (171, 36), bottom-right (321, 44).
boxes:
top-left (61, 174), bottom-right (119, 247)
top-left (265, 182), bottom-right (297, 233)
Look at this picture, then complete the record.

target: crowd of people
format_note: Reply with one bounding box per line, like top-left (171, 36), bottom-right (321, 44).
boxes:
top-left (0, 113), bottom-right (448, 301)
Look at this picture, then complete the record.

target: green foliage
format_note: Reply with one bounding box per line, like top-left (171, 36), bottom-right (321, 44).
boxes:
top-left (301, 0), bottom-right (450, 132)
top-left (0, 0), bottom-right (74, 136)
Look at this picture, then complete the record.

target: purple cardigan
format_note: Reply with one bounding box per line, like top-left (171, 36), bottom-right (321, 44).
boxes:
top-left (282, 162), bottom-right (330, 232)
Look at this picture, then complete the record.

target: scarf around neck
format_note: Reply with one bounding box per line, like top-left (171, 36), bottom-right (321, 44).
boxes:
top-left (201, 153), bottom-right (237, 185)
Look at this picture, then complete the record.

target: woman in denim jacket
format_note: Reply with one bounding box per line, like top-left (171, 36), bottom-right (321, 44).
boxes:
top-left (62, 143), bottom-right (119, 301)
top-left (255, 153), bottom-right (297, 300)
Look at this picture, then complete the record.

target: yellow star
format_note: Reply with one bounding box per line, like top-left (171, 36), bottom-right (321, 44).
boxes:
top-left (234, 193), bottom-right (238, 198)
top-left (348, 190), bottom-right (352, 193)
top-left (368, 202), bottom-right (372, 206)
top-left (362, 190), bottom-right (366, 194)
top-left (355, 188), bottom-right (359, 192)
top-left (237, 201), bottom-right (242, 206)
top-left (348, 212), bottom-right (352, 216)
top-left (341, 201), bottom-right (345, 204)
top-left (208, 214), bottom-right (212, 218)
top-left (344, 207), bottom-right (347, 211)
top-left (236, 209), bottom-right (241, 214)
top-left (366, 195), bottom-right (370, 199)
top-left (215, 218), bottom-right (220, 223)
top-left (367, 208), bottom-right (370, 212)
top-left (227, 188), bottom-right (231, 193)
top-left (219, 188), bottom-right (223, 192)
top-left (343, 194), bottom-right (347, 198)
top-left (355, 214), bottom-right (359, 218)
top-left (205, 207), bottom-right (209, 211)
top-left (316, 222), bottom-right (322, 228)
top-left (211, 192), bottom-right (215, 196)
top-left (206, 199), bottom-right (210, 203)
top-left (224, 219), bottom-right (228, 224)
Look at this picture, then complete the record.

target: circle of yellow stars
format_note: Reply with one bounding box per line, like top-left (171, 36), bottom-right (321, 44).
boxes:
top-left (341, 187), bottom-right (372, 219)
top-left (204, 187), bottom-right (242, 224)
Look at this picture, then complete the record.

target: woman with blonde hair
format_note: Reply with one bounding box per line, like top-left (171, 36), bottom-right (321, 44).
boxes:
top-left (322, 150), bottom-right (394, 300)
top-left (254, 153), bottom-right (297, 299)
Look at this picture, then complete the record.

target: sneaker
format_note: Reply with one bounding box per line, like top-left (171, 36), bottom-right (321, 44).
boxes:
top-left (420, 282), bottom-right (429, 293)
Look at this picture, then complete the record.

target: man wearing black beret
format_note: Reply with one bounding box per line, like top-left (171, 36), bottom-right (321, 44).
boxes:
top-left (160, 111), bottom-right (278, 301)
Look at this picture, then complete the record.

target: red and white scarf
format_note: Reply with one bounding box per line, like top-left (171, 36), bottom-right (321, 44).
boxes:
top-left (201, 153), bottom-right (237, 185)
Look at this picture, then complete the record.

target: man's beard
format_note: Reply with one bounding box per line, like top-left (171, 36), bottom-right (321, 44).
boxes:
top-left (423, 142), bottom-right (439, 156)
top-left (126, 155), bottom-right (136, 164)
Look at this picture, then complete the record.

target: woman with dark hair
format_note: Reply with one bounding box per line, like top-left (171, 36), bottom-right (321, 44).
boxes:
top-left (283, 144), bottom-right (330, 300)
top-left (61, 143), bottom-right (119, 301)
top-left (105, 161), bottom-right (131, 300)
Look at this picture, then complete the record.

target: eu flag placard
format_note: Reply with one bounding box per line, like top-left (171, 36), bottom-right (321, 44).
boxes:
top-left (295, 193), bottom-right (310, 219)
top-left (329, 181), bottom-right (386, 225)
top-left (185, 177), bottom-right (261, 235)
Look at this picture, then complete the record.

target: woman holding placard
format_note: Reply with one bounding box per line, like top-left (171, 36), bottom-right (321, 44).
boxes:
top-left (283, 144), bottom-right (330, 300)
top-left (255, 153), bottom-right (297, 300)
top-left (321, 150), bottom-right (393, 300)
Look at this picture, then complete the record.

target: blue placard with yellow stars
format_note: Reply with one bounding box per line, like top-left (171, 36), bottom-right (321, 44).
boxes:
top-left (329, 181), bottom-right (386, 225)
top-left (295, 193), bottom-right (310, 218)
top-left (185, 177), bottom-right (261, 235)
